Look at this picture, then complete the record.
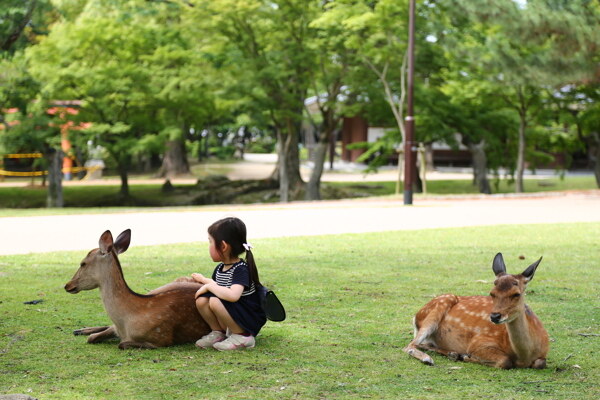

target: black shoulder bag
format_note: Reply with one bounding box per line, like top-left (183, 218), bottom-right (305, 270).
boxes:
top-left (258, 285), bottom-right (286, 322)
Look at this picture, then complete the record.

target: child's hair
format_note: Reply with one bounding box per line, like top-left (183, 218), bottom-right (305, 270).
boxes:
top-left (208, 217), bottom-right (261, 287)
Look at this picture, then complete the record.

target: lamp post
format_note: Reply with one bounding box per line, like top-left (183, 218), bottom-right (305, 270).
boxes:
top-left (403, 0), bottom-right (416, 205)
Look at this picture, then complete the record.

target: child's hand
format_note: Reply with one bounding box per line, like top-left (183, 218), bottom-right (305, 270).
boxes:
top-left (191, 273), bottom-right (206, 283)
top-left (194, 285), bottom-right (208, 299)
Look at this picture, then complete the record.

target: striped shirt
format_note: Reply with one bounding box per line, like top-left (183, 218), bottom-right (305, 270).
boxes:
top-left (214, 260), bottom-right (256, 296)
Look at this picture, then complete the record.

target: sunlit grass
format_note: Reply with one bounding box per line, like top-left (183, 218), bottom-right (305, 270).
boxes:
top-left (1, 223), bottom-right (599, 399)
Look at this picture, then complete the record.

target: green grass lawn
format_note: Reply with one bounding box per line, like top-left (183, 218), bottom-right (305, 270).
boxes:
top-left (1, 222), bottom-right (599, 399)
top-left (330, 175), bottom-right (598, 198)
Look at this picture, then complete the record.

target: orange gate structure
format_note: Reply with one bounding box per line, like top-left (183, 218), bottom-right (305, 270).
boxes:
top-left (0, 101), bottom-right (92, 180)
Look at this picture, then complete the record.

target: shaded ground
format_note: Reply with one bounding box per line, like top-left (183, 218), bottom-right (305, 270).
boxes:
top-left (3, 154), bottom-right (594, 208)
top-left (2, 152), bottom-right (574, 188)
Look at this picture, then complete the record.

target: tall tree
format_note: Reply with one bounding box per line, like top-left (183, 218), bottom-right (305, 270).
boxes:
top-left (304, 2), bottom-right (362, 200)
top-left (147, 7), bottom-right (217, 179)
top-left (1, 1), bottom-right (66, 206)
top-left (26, 0), bottom-right (215, 196)
top-left (443, 0), bottom-right (600, 192)
top-left (442, 78), bottom-right (517, 194)
top-left (187, 0), bottom-right (318, 201)
top-left (549, 84), bottom-right (600, 187)
top-left (319, 0), bottom-right (410, 146)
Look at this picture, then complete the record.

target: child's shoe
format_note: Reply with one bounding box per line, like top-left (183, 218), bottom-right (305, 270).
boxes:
top-left (195, 331), bottom-right (226, 349)
top-left (213, 333), bottom-right (255, 351)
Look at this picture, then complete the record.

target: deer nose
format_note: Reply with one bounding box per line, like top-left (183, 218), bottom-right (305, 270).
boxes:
top-left (490, 313), bottom-right (502, 324)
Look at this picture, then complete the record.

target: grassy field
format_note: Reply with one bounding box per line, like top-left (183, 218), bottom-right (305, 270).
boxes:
top-left (330, 175), bottom-right (598, 197)
top-left (1, 222), bottom-right (599, 399)
top-left (0, 175), bottom-right (597, 211)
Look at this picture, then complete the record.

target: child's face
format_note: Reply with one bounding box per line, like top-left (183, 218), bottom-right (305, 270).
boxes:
top-left (208, 235), bottom-right (223, 262)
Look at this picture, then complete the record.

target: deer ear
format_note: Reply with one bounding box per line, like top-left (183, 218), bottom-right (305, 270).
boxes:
top-left (114, 229), bottom-right (131, 255)
top-left (522, 256), bottom-right (542, 282)
top-left (492, 253), bottom-right (506, 276)
top-left (99, 230), bottom-right (114, 254)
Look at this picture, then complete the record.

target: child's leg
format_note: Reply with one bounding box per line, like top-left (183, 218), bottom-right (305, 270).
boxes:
top-left (208, 297), bottom-right (245, 334)
top-left (196, 297), bottom-right (224, 331)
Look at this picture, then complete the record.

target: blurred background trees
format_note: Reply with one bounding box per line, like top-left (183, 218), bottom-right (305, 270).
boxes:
top-left (1, 0), bottom-right (599, 205)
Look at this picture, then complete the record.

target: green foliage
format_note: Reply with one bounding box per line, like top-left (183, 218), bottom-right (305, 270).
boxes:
top-left (1, 0), bottom-right (599, 199)
top-left (0, 0), bottom-right (57, 54)
top-left (209, 145), bottom-right (236, 160)
top-left (246, 136), bottom-right (275, 154)
top-left (347, 128), bottom-right (399, 172)
top-left (1, 223), bottom-right (599, 398)
top-left (0, 96), bottom-right (60, 155)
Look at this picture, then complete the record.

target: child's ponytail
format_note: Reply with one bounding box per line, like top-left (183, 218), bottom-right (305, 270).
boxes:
top-left (244, 244), bottom-right (262, 287)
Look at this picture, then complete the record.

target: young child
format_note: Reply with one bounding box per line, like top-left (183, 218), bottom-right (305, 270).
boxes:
top-left (192, 217), bottom-right (266, 350)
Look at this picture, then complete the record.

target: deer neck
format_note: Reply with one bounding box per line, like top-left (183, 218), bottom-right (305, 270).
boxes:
top-left (97, 260), bottom-right (138, 323)
top-left (505, 304), bottom-right (536, 361)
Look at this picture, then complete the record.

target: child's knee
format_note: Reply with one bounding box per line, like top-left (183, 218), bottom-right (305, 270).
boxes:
top-left (195, 296), bottom-right (208, 310)
top-left (208, 296), bottom-right (223, 310)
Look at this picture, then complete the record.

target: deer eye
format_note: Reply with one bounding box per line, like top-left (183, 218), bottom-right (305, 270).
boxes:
top-left (511, 293), bottom-right (521, 299)
top-left (489, 293), bottom-right (496, 298)
top-left (80, 262), bottom-right (86, 268)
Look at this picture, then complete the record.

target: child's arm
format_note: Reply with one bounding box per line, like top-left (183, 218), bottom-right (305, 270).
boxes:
top-left (191, 273), bottom-right (215, 285)
top-left (195, 283), bottom-right (244, 302)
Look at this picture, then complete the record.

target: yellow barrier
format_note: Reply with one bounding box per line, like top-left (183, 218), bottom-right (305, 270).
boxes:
top-left (0, 153), bottom-right (89, 177)
top-left (0, 166), bottom-right (88, 177)
top-left (4, 153), bottom-right (43, 159)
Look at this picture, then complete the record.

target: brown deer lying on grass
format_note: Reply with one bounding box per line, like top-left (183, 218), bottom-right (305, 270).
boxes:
top-left (64, 229), bottom-right (210, 349)
top-left (404, 253), bottom-right (549, 369)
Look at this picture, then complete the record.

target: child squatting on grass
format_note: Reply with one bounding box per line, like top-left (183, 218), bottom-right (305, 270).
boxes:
top-left (192, 217), bottom-right (267, 350)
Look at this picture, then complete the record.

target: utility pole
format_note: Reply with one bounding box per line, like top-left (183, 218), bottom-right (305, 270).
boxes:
top-left (403, 0), bottom-right (416, 205)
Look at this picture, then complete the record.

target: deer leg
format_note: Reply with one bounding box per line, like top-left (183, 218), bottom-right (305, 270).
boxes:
top-left (74, 325), bottom-right (111, 336)
top-left (87, 326), bottom-right (118, 343)
top-left (418, 344), bottom-right (468, 362)
top-left (465, 341), bottom-right (514, 369)
top-left (118, 341), bottom-right (158, 350)
top-left (531, 358), bottom-right (546, 369)
top-left (403, 341), bottom-right (435, 366)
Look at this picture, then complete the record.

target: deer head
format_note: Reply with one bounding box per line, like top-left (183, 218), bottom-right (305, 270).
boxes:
top-left (489, 252), bottom-right (542, 324)
top-left (64, 229), bottom-right (131, 294)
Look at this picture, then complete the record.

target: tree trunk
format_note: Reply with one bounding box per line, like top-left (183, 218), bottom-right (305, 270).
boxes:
top-left (274, 120), bottom-right (303, 202)
top-left (1, 0), bottom-right (37, 51)
top-left (46, 149), bottom-right (63, 208)
top-left (277, 132), bottom-right (290, 203)
top-left (119, 167), bottom-right (129, 198)
top-left (516, 111), bottom-right (527, 193)
top-left (306, 136), bottom-right (329, 201)
top-left (117, 156), bottom-right (131, 198)
top-left (592, 134), bottom-right (600, 188)
top-left (159, 139), bottom-right (190, 178)
top-left (424, 143), bottom-right (434, 172)
top-left (469, 140), bottom-right (491, 194)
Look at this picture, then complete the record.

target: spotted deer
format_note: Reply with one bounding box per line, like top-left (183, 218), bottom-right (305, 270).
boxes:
top-left (403, 253), bottom-right (549, 369)
top-left (64, 229), bottom-right (210, 349)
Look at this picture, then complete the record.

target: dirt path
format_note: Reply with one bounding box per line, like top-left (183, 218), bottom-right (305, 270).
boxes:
top-left (1, 191), bottom-right (598, 255)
